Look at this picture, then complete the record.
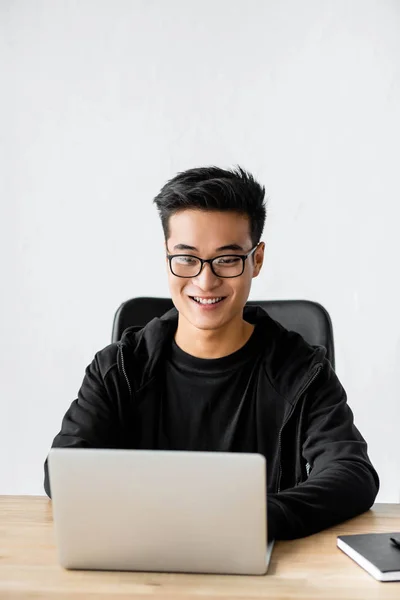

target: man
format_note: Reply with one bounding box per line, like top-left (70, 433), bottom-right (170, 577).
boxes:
top-left (44, 166), bottom-right (379, 540)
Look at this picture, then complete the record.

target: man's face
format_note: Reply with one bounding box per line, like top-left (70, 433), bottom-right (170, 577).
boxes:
top-left (166, 209), bottom-right (264, 332)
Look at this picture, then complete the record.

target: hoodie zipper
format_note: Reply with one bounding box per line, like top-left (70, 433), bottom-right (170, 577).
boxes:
top-left (276, 363), bottom-right (322, 492)
top-left (119, 345), bottom-right (132, 399)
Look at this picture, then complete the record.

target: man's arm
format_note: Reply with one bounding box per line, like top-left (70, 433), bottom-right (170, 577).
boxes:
top-left (267, 361), bottom-right (379, 540)
top-left (44, 350), bottom-right (120, 497)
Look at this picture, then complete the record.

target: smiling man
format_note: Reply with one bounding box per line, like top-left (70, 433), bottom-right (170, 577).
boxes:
top-left (167, 208), bottom-right (261, 359)
top-left (44, 166), bottom-right (379, 540)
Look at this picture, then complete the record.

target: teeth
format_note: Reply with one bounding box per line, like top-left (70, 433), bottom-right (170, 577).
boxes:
top-left (193, 297), bottom-right (223, 305)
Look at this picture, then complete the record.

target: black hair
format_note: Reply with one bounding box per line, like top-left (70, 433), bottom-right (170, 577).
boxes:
top-left (153, 165), bottom-right (267, 246)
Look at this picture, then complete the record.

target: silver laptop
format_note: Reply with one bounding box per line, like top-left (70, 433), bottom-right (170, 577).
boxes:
top-left (48, 448), bottom-right (273, 575)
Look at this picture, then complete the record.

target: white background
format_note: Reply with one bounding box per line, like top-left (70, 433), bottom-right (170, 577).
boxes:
top-left (1, 0), bottom-right (399, 499)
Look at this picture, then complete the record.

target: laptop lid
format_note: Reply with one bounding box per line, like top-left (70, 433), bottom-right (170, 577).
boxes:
top-left (48, 448), bottom-right (270, 575)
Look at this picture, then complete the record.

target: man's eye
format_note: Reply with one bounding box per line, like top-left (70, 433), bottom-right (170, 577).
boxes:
top-left (175, 256), bottom-right (197, 265)
top-left (215, 257), bottom-right (241, 265)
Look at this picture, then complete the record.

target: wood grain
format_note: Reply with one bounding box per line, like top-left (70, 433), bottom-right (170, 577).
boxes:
top-left (1, 496), bottom-right (399, 599)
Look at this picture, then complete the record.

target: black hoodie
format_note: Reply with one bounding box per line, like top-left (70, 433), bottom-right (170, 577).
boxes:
top-left (44, 306), bottom-right (379, 540)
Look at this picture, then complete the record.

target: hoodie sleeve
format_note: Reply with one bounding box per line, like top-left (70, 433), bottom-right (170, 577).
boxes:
top-left (43, 348), bottom-right (121, 498)
top-left (267, 360), bottom-right (379, 540)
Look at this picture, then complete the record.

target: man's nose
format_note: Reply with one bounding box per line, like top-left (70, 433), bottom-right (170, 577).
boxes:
top-left (192, 262), bottom-right (221, 290)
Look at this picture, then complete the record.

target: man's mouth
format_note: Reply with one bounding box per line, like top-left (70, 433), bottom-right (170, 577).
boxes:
top-left (190, 296), bottom-right (225, 305)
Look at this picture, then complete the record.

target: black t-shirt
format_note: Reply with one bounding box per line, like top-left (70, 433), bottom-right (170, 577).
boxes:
top-left (161, 326), bottom-right (264, 452)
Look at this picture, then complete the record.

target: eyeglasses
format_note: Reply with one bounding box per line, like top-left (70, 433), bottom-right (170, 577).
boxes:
top-left (167, 245), bottom-right (259, 279)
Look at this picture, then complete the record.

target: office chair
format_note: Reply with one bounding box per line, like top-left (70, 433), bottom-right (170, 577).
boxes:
top-left (112, 297), bottom-right (335, 368)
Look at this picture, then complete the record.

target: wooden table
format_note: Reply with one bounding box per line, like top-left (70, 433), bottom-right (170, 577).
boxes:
top-left (1, 496), bottom-right (399, 599)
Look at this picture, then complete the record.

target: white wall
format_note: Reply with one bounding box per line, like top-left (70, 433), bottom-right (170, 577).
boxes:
top-left (1, 0), bottom-right (399, 499)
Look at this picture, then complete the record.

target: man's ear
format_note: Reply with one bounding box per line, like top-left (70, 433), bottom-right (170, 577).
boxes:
top-left (252, 242), bottom-right (265, 278)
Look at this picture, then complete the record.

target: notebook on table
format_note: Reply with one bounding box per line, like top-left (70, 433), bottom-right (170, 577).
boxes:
top-left (337, 532), bottom-right (400, 582)
top-left (48, 448), bottom-right (274, 575)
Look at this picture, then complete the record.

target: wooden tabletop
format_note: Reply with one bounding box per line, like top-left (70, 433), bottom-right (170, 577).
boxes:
top-left (1, 496), bottom-right (399, 599)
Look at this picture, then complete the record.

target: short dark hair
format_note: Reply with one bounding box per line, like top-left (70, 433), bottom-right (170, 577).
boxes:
top-left (153, 166), bottom-right (267, 246)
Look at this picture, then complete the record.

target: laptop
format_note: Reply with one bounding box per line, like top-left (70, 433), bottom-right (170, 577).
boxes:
top-left (48, 448), bottom-right (274, 575)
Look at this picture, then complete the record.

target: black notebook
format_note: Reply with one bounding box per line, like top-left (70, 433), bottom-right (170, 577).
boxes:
top-left (337, 533), bottom-right (400, 582)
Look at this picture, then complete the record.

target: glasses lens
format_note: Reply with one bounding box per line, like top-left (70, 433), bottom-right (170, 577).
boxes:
top-left (212, 256), bottom-right (244, 277)
top-left (171, 256), bottom-right (201, 277)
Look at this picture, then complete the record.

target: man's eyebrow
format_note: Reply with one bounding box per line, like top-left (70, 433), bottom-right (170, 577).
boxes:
top-left (216, 244), bottom-right (244, 251)
top-left (172, 243), bottom-right (245, 252)
top-left (173, 244), bottom-right (197, 251)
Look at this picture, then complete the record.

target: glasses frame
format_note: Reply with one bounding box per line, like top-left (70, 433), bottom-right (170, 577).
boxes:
top-left (166, 244), bottom-right (259, 279)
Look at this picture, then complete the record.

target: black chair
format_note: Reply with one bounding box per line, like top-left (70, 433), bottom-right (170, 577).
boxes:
top-left (112, 297), bottom-right (335, 368)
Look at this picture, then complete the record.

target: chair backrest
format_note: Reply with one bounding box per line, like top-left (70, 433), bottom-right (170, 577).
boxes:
top-left (112, 297), bottom-right (335, 368)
